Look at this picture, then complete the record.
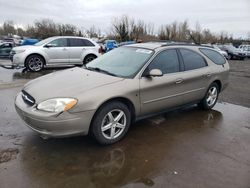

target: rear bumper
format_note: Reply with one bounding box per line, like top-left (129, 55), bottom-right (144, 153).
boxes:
top-left (15, 92), bottom-right (95, 138)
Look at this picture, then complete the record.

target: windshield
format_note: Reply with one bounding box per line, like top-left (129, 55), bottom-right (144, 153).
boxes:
top-left (86, 47), bottom-right (153, 78)
top-left (34, 37), bottom-right (55, 46)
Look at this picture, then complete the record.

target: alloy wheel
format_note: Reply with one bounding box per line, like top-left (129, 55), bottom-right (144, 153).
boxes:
top-left (206, 86), bottom-right (218, 107)
top-left (101, 109), bottom-right (127, 140)
top-left (28, 57), bottom-right (43, 71)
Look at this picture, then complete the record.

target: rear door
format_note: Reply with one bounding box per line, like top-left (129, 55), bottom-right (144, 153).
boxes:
top-left (139, 49), bottom-right (186, 115)
top-left (43, 38), bottom-right (69, 64)
top-left (68, 38), bottom-right (95, 64)
top-left (177, 48), bottom-right (211, 104)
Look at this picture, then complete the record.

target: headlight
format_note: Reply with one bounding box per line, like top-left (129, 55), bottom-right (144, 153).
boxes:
top-left (14, 49), bottom-right (26, 54)
top-left (37, 98), bottom-right (77, 113)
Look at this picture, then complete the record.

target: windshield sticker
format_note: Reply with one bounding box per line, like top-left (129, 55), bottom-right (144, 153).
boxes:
top-left (136, 49), bottom-right (152, 54)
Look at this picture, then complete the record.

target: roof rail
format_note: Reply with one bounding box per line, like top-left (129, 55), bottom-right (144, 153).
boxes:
top-left (160, 42), bottom-right (206, 48)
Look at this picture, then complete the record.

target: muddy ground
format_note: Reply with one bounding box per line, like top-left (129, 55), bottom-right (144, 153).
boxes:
top-left (0, 59), bottom-right (250, 188)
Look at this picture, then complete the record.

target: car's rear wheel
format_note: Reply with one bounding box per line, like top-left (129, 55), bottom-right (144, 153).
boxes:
top-left (91, 101), bottom-right (131, 145)
top-left (83, 54), bottom-right (97, 64)
top-left (26, 55), bottom-right (44, 72)
top-left (199, 83), bottom-right (219, 110)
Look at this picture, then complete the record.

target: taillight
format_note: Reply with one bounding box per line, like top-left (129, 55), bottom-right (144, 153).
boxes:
top-left (99, 46), bottom-right (104, 54)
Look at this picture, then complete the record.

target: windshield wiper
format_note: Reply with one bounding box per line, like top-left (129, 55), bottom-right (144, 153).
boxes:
top-left (85, 66), bottom-right (118, 77)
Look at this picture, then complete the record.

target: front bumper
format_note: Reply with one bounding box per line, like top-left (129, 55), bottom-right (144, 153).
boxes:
top-left (10, 53), bottom-right (26, 68)
top-left (15, 92), bottom-right (95, 138)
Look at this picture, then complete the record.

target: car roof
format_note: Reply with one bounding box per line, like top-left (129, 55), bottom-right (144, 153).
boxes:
top-left (126, 42), bottom-right (210, 50)
top-left (47, 36), bottom-right (92, 40)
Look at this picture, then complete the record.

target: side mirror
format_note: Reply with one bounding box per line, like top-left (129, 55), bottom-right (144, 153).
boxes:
top-left (148, 69), bottom-right (163, 77)
top-left (44, 43), bottom-right (56, 48)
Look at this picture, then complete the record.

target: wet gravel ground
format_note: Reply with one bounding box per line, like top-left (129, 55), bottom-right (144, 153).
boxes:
top-left (0, 59), bottom-right (250, 188)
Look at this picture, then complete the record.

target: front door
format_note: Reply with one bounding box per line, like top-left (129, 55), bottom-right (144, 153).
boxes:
top-left (139, 49), bottom-right (186, 116)
top-left (43, 38), bottom-right (69, 64)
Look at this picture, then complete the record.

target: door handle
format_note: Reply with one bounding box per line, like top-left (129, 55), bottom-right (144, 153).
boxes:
top-left (175, 78), bottom-right (183, 84)
top-left (205, 73), bottom-right (212, 77)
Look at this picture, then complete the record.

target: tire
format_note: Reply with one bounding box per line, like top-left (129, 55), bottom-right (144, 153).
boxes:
top-left (199, 83), bottom-right (219, 110)
top-left (25, 55), bottom-right (44, 72)
top-left (83, 54), bottom-right (97, 64)
top-left (91, 101), bottom-right (131, 145)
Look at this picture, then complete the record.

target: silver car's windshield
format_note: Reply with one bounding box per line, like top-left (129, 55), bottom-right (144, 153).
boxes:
top-left (34, 37), bottom-right (55, 46)
top-left (86, 47), bottom-right (154, 78)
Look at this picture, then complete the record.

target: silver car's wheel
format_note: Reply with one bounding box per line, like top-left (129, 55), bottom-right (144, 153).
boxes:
top-left (84, 55), bottom-right (96, 64)
top-left (26, 55), bottom-right (44, 72)
top-left (91, 101), bottom-right (131, 145)
top-left (206, 86), bottom-right (218, 107)
top-left (101, 109), bottom-right (126, 140)
top-left (199, 82), bottom-right (219, 110)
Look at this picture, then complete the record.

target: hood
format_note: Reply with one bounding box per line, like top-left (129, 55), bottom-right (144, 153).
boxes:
top-left (23, 67), bottom-right (124, 103)
top-left (12, 45), bottom-right (39, 51)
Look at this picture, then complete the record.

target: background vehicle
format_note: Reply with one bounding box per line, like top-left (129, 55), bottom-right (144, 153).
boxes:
top-left (118, 41), bottom-right (136, 47)
top-left (0, 42), bottom-right (14, 58)
top-left (21, 38), bottom-right (39, 46)
top-left (212, 45), bottom-right (228, 59)
top-left (217, 44), bottom-right (246, 60)
top-left (10, 36), bottom-right (102, 71)
top-left (15, 43), bottom-right (229, 145)
top-left (104, 40), bottom-right (118, 52)
top-left (239, 45), bottom-right (250, 57)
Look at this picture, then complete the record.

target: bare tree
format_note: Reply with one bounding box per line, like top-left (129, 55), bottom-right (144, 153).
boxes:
top-left (2, 20), bottom-right (16, 36)
top-left (111, 15), bottom-right (130, 42)
top-left (130, 19), bottom-right (146, 41)
top-left (86, 25), bottom-right (101, 38)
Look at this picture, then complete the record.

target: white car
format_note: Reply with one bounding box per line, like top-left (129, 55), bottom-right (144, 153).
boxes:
top-left (239, 45), bottom-right (250, 58)
top-left (10, 36), bottom-right (102, 71)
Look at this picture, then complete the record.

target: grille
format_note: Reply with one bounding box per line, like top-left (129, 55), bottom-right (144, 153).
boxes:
top-left (22, 90), bottom-right (35, 106)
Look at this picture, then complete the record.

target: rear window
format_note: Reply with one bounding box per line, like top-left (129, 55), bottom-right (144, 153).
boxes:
top-left (179, 49), bottom-right (207, 71)
top-left (199, 48), bottom-right (226, 65)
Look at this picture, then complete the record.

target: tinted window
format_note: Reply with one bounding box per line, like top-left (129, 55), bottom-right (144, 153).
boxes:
top-left (2, 43), bottom-right (12, 48)
top-left (200, 48), bottom-right (226, 65)
top-left (180, 49), bottom-right (207, 71)
top-left (48, 38), bottom-right (67, 47)
top-left (148, 49), bottom-right (180, 74)
top-left (69, 38), bottom-right (94, 47)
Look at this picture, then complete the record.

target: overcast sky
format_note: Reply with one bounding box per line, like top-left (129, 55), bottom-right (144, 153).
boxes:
top-left (0, 0), bottom-right (249, 38)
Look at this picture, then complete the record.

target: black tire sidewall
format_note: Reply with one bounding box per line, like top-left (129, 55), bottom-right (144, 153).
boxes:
top-left (91, 101), bottom-right (131, 145)
top-left (83, 55), bottom-right (96, 64)
top-left (200, 83), bottom-right (219, 110)
top-left (26, 55), bottom-right (44, 72)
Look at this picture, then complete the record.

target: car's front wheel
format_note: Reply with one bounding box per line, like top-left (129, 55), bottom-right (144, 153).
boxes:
top-left (91, 101), bottom-right (131, 145)
top-left (26, 55), bottom-right (44, 72)
top-left (199, 83), bottom-right (219, 110)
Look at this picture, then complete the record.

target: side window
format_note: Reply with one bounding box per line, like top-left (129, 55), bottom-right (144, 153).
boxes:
top-left (180, 49), bottom-right (207, 71)
top-left (83, 39), bottom-right (95, 46)
top-left (48, 38), bottom-right (67, 47)
top-left (147, 49), bottom-right (180, 74)
top-left (2, 43), bottom-right (11, 48)
top-left (69, 38), bottom-right (94, 47)
top-left (199, 48), bottom-right (226, 65)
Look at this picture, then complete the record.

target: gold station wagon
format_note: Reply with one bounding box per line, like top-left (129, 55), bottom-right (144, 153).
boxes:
top-left (15, 43), bottom-right (229, 144)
